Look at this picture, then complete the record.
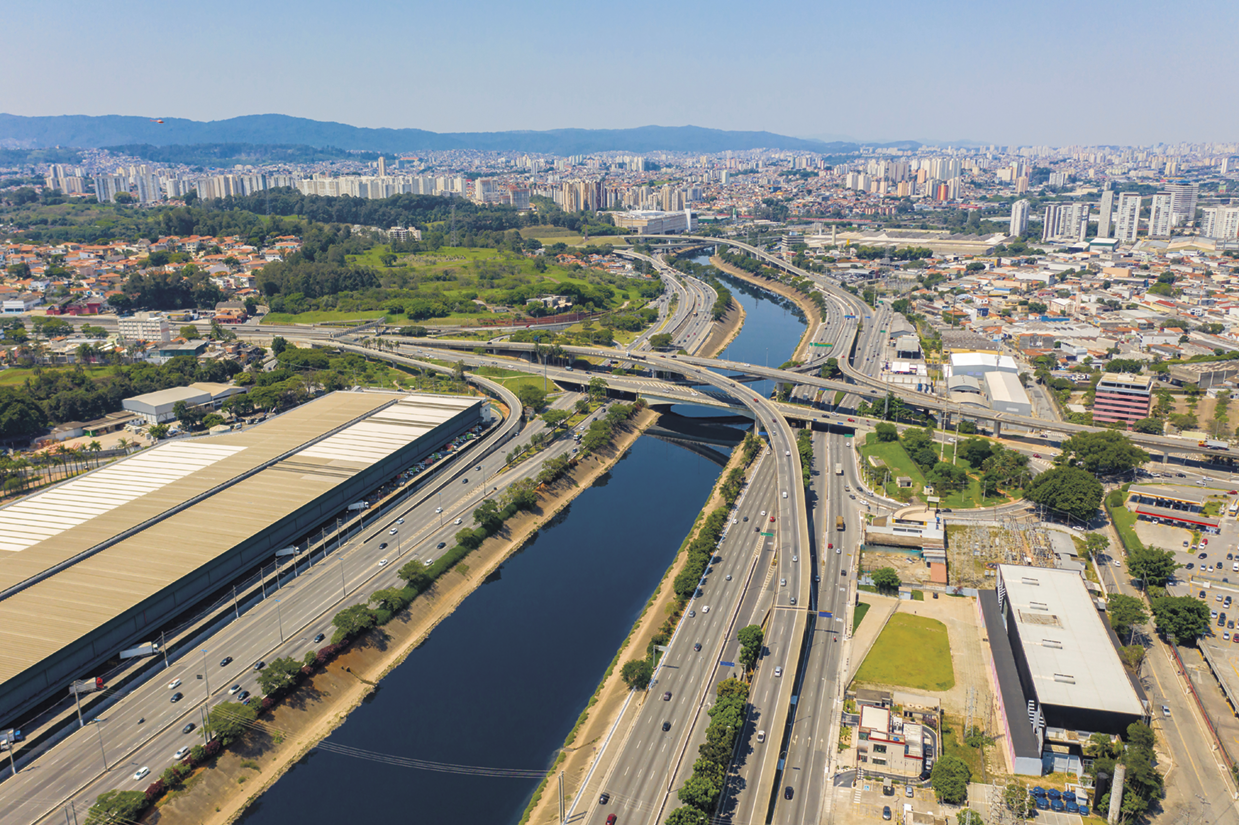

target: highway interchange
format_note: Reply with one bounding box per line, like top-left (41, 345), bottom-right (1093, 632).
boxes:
top-left (10, 234), bottom-right (1239, 825)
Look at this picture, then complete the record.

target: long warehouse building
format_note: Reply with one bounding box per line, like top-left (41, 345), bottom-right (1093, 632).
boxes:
top-left (0, 390), bottom-right (485, 725)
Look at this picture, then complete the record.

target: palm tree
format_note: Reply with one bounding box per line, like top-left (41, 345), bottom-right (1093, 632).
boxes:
top-left (117, 437), bottom-right (132, 455)
top-left (87, 440), bottom-right (102, 467)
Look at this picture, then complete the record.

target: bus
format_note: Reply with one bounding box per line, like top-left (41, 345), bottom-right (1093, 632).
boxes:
top-left (836, 516), bottom-right (845, 531)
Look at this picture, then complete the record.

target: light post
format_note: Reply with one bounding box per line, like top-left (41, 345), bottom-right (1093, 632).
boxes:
top-left (200, 648), bottom-right (211, 713)
top-left (91, 719), bottom-right (108, 771)
top-left (339, 557), bottom-right (348, 596)
top-left (275, 599), bottom-right (284, 643)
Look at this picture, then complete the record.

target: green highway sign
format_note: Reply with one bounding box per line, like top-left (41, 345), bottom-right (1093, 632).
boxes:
top-left (761, 532), bottom-right (774, 537)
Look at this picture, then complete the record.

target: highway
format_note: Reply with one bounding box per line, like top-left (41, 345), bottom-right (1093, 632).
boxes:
top-left (575, 456), bottom-right (779, 825)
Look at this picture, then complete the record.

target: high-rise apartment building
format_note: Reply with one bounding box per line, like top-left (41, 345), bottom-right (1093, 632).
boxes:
top-left (93, 175), bottom-right (127, 203)
top-left (1041, 203), bottom-right (1087, 243)
top-left (1115, 193), bottom-right (1142, 244)
top-left (1148, 193), bottom-right (1174, 237)
top-left (1165, 182), bottom-right (1198, 225)
top-left (1009, 200), bottom-right (1030, 237)
top-left (377, 156), bottom-right (387, 178)
top-left (1202, 206), bottom-right (1239, 240)
top-left (1097, 189), bottom-right (1115, 238)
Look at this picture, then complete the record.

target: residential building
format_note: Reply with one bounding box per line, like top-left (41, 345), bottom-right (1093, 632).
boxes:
top-left (1149, 193), bottom-right (1174, 238)
top-left (1092, 372), bottom-right (1152, 424)
top-left (1042, 203), bottom-right (1087, 243)
top-left (1201, 206), bottom-right (1239, 241)
top-left (1097, 188), bottom-right (1115, 238)
top-left (1166, 182), bottom-right (1199, 225)
top-left (1115, 193), bottom-right (1142, 244)
top-left (117, 311), bottom-right (172, 344)
top-left (1009, 200), bottom-right (1030, 237)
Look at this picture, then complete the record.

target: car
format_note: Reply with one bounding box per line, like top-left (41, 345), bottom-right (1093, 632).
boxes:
top-left (462, 478), bottom-right (468, 484)
top-left (790, 597), bottom-right (797, 605)
top-left (1201, 552), bottom-right (1209, 559)
top-left (848, 418), bottom-right (856, 423)
top-left (663, 691), bottom-right (672, 701)
top-left (435, 507), bottom-right (443, 513)
top-left (906, 785), bottom-right (914, 798)
top-left (1204, 539), bottom-right (1210, 545)
top-left (389, 527), bottom-right (398, 535)
top-left (454, 518), bottom-right (463, 525)
top-left (167, 678), bottom-right (182, 690)
top-left (756, 730), bottom-right (766, 743)
top-left (1230, 491), bottom-right (1238, 495)
top-left (785, 450), bottom-right (791, 457)
top-left (229, 683), bottom-right (242, 695)
top-left (476, 465), bottom-right (482, 471)
top-left (1184, 540), bottom-right (1191, 547)
top-left (760, 510), bottom-right (766, 517)
top-left (742, 516), bottom-right (749, 522)
top-left (725, 574), bottom-right (732, 581)
top-left (219, 656), bottom-right (233, 667)
top-left (134, 766), bottom-right (151, 782)
top-left (437, 541), bottom-right (447, 549)
top-left (662, 721), bottom-right (671, 732)
top-left (769, 516), bottom-right (775, 522)
top-left (827, 542), bottom-right (833, 549)
top-left (396, 517), bottom-right (404, 525)
top-left (1212, 610), bottom-right (1219, 618)
top-left (182, 722), bottom-right (196, 735)
top-left (781, 578), bottom-right (787, 586)
top-left (792, 555), bottom-right (798, 562)
top-left (774, 666), bottom-right (783, 677)
top-left (1226, 632), bottom-right (1231, 641)
top-left (379, 542), bottom-right (388, 550)
top-left (882, 806), bottom-right (892, 821)
top-left (703, 606), bottom-right (710, 614)
top-left (1187, 563), bottom-right (1195, 570)
top-left (883, 785), bottom-right (895, 796)
top-left (1230, 554), bottom-right (1235, 561)
top-left (174, 746), bottom-right (191, 760)
top-left (694, 643), bottom-right (702, 652)
top-left (314, 633), bottom-right (325, 643)
top-left (784, 786), bottom-right (794, 800)
top-left (253, 660), bottom-right (265, 671)
top-left (238, 690), bottom-right (250, 702)
top-left (170, 692), bottom-right (183, 703)
top-left (689, 610), bottom-right (696, 618)
top-left (606, 816), bottom-right (617, 825)
top-left (379, 559), bottom-right (389, 567)
top-left (1033, 453), bottom-right (1041, 458)
top-left (1200, 590), bottom-right (1207, 599)
top-left (815, 574), bottom-right (821, 582)
top-left (599, 792), bottom-right (610, 805)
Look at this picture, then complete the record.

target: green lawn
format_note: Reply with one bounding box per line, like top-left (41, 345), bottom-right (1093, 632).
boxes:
top-left (853, 613), bottom-right (955, 692)
top-left (262, 310), bottom-right (386, 325)
top-left (859, 433), bottom-right (926, 500)
top-left (853, 601), bottom-right (872, 633)
top-left (0, 365), bottom-right (118, 386)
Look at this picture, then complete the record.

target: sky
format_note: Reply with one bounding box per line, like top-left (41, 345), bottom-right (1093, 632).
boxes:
top-left (5, 0), bottom-right (1237, 147)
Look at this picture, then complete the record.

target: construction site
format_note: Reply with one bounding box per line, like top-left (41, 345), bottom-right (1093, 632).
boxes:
top-left (945, 520), bottom-right (1058, 589)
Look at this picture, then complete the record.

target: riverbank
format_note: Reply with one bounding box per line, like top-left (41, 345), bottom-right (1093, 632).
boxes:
top-left (710, 255), bottom-right (822, 363)
top-left (149, 408), bottom-right (660, 825)
top-left (522, 439), bottom-right (761, 825)
top-left (699, 296), bottom-right (745, 358)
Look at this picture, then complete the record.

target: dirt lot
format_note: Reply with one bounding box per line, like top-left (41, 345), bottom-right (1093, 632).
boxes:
top-left (861, 549), bottom-right (937, 586)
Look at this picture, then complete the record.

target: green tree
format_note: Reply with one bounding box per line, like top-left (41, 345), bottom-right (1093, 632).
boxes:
top-left (1107, 594), bottom-right (1149, 640)
top-left (1002, 781), bottom-right (1033, 819)
top-left (148, 423), bottom-right (171, 439)
top-left (738, 624), bottom-right (764, 670)
top-left (1131, 417), bottom-right (1163, 435)
top-left (677, 772), bottom-right (722, 811)
top-left (621, 658), bottom-right (653, 690)
top-left (541, 408), bottom-right (571, 429)
top-left (929, 461), bottom-right (968, 492)
top-left (957, 437), bottom-right (993, 467)
top-left (502, 478), bottom-right (538, 510)
top-left (1022, 466), bottom-right (1103, 522)
top-left (1150, 595), bottom-right (1210, 644)
top-left (398, 559), bottom-right (433, 592)
top-left (665, 806), bottom-right (709, 825)
top-left (588, 376), bottom-right (608, 401)
top-left (205, 700), bottom-right (257, 745)
top-left (179, 324), bottom-right (200, 340)
top-left (820, 357), bottom-right (841, 379)
top-left (369, 586), bottom-right (408, 614)
top-left (649, 332), bottom-right (673, 350)
top-left (957, 811), bottom-right (985, 825)
top-left (202, 412), bottom-right (225, 429)
top-left (874, 422), bottom-right (898, 442)
top-left (85, 790), bottom-right (149, 825)
top-left (472, 498), bottom-right (503, 532)
top-left (271, 336), bottom-right (288, 356)
top-left (930, 754), bottom-right (972, 804)
top-left (516, 383), bottom-right (548, 412)
top-left (1057, 431), bottom-right (1150, 475)
top-left (1127, 545), bottom-right (1180, 587)
top-left (872, 567), bottom-right (901, 593)
top-left (1084, 532), bottom-right (1110, 561)
top-left (255, 656), bottom-right (302, 695)
top-left (331, 603), bottom-right (377, 643)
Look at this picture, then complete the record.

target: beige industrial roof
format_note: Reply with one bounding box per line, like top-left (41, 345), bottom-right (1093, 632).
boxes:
top-left (0, 390), bottom-right (481, 685)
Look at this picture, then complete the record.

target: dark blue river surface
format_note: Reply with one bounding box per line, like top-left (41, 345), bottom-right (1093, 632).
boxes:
top-left (237, 436), bottom-right (724, 825)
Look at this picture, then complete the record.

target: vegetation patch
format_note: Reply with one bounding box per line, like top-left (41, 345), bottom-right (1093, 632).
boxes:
top-left (853, 613), bottom-right (955, 692)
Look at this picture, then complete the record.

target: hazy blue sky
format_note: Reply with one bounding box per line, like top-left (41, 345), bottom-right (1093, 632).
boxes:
top-left (6, 0), bottom-right (1236, 146)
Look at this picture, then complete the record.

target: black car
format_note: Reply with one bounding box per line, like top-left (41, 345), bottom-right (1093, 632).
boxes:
top-left (170, 692), bottom-right (183, 703)
top-left (253, 660), bottom-right (265, 671)
top-left (599, 792), bottom-right (610, 805)
top-left (883, 806), bottom-right (892, 821)
top-left (693, 643), bottom-right (702, 652)
top-left (437, 542), bottom-right (446, 549)
top-left (219, 656), bottom-right (233, 668)
top-left (784, 786), bottom-right (794, 800)
top-left (238, 690), bottom-right (250, 702)
top-left (662, 721), bottom-right (671, 732)
top-left (313, 633), bottom-right (325, 644)
top-left (379, 542), bottom-right (388, 550)
top-left (181, 722), bottom-right (196, 734)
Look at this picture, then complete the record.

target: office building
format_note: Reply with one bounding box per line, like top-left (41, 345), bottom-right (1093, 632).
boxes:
top-left (1148, 193), bottom-right (1174, 238)
top-left (1092, 372), bottom-right (1152, 424)
top-left (611, 210), bottom-right (696, 235)
top-left (1009, 200), bottom-right (1030, 237)
top-left (1097, 188), bottom-right (1115, 238)
top-left (117, 312), bottom-right (171, 345)
top-left (1166, 182), bottom-right (1199, 225)
top-left (1115, 193), bottom-right (1142, 244)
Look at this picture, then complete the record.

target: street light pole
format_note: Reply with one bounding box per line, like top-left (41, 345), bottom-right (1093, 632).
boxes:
top-left (92, 719), bottom-right (108, 771)
top-left (200, 649), bottom-right (211, 714)
top-left (275, 599), bottom-right (284, 643)
top-left (339, 557), bottom-right (347, 596)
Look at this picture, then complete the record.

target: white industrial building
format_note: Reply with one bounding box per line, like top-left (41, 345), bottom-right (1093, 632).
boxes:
top-left (948, 352), bottom-right (1018, 378)
top-left (611, 210), bottom-right (696, 235)
top-left (984, 371), bottom-right (1032, 416)
top-left (122, 383), bottom-right (246, 424)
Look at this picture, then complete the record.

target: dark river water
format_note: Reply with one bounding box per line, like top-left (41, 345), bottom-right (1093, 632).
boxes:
top-left (237, 436), bottom-right (726, 825)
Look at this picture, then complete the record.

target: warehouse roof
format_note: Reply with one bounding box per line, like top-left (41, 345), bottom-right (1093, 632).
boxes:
top-left (0, 391), bottom-right (481, 686)
top-left (984, 371), bottom-right (1031, 405)
top-left (998, 565), bottom-right (1143, 716)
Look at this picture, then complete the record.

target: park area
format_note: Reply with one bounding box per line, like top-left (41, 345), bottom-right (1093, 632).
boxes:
top-left (857, 430), bottom-right (1019, 509)
top-left (853, 613), bottom-right (956, 692)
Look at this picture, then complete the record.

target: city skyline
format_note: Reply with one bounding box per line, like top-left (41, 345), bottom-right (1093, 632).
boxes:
top-left (3, 0), bottom-right (1237, 146)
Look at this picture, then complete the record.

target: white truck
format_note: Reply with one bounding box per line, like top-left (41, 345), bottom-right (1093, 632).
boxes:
top-left (835, 463), bottom-right (843, 475)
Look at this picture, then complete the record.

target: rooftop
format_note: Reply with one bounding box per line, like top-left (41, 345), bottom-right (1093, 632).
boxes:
top-left (997, 564), bottom-right (1144, 717)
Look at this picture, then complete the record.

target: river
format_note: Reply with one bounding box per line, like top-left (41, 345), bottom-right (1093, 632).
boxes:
top-left (237, 437), bottom-right (728, 825)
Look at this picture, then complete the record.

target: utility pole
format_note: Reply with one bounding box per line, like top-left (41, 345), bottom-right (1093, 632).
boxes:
top-left (92, 719), bottom-right (107, 770)
top-left (275, 599), bottom-right (285, 643)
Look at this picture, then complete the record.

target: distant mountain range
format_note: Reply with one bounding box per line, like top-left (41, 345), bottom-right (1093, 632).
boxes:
top-left (0, 113), bottom-right (921, 155)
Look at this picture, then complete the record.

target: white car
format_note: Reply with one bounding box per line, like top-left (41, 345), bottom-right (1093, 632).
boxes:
top-left (703, 606), bottom-right (710, 614)
top-left (229, 683), bottom-right (241, 694)
top-left (133, 766), bottom-right (150, 782)
top-left (792, 555), bottom-right (798, 563)
top-left (435, 507), bottom-right (443, 514)
top-left (774, 666), bottom-right (783, 677)
top-left (454, 518), bottom-right (463, 525)
top-left (167, 678), bottom-right (182, 690)
top-left (379, 559), bottom-right (389, 567)
top-left (174, 746), bottom-right (190, 760)
top-left (396, 517), bottom-right (404, 525)
top-left (389, 527), bottom-right (398, 535)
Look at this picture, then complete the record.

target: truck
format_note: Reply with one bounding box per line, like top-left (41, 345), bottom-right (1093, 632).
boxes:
top-left (835, 463), bottom-right (843, 475)
top-left (836, 516), bottom-right (845, 531)
top-left (346, 500), bottom-right (370, 512)
top-left (1200, 439), bottom-right (1229, 451)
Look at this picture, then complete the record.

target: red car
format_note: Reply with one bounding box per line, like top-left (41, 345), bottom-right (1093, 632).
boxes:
top-left (1032, 454), bottom-right (1040, 458)
top-left (828, 542), bottom-right (833, 549)
top-left (847, 418), bottom-right (855, 422)
top-left (769, 516), bottom-right (775, 523)
top-left (1230, 490), bottom-right (1238, 495)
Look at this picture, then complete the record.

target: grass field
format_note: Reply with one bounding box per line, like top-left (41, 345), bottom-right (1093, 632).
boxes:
top-left (262, 310), bottom-right (386, 325)
top-left (519, 225), bottom-right (631, 248)
top-left (0, 365), bottom-right (118, 386)
top-left (853, 612), bottom-right (955, 692)
top-left (859, 433), bottom-right (927, 500)
top-left (853, 601), bottom-right (872, 633)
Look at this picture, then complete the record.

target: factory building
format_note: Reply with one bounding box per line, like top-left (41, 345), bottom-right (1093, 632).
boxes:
top-left (0, 391), bottom-right (485, 725)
